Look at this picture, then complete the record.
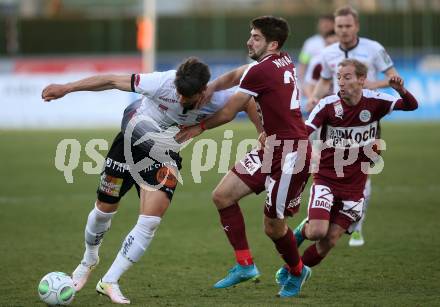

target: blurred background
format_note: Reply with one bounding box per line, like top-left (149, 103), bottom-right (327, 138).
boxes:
top-left (1, 0), bottom-right (440, 127)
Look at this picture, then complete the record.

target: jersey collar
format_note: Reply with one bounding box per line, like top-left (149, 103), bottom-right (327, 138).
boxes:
top-left (258, 52), bottom-right (278, 62)
top-left (339, 38), bottom-right (360, 57)
top-left (337, 91), bottom-right (364, 107)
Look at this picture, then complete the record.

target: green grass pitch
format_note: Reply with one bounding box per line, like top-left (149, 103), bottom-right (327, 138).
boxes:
top-left (0, 121), bottom-right (439, 306)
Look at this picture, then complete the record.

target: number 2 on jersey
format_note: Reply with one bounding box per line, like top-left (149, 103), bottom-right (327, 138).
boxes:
top-left (284, 70), bottom-right (300, 110)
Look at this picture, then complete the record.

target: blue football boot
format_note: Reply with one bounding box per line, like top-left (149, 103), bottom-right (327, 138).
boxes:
top-left (213, 263), bottom-right (260, 289)
top-left (275, 265), bottom-right (289, 286)
top-left (293, 218), bottom-right (308, 247)
top-left (278, 265), bottom-right (312, 298)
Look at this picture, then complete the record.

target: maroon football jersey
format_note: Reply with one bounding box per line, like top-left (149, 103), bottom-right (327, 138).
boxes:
top-left (238, 52), bottom-right (308, 140)
top-left (306, 89), bottom-right (399, 193)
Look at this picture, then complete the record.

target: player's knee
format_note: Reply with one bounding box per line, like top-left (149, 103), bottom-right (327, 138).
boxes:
top-left (212, 188), bottom-right (230, 209)
top-left (306, 223), bottom-right (328, 241)
top-left (263, 221), bottom-right (287, 240)
top-left (96, 200), bottom-right (118, 213)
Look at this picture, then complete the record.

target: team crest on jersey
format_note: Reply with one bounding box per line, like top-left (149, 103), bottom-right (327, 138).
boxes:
top-left (359, 110), bottom-right (371, 122)
top-left (333, 101), bottom-right (343, 119)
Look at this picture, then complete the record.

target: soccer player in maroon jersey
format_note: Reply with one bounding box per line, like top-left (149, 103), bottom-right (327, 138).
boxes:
top-left (306, 6), bottom-right (401, 247)
top-left (176, 16), bottom-right (312, 298)
top-left (284, 59), bottom-right (418, 278)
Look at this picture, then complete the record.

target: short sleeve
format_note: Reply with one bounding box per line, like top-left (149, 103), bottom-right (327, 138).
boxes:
top-left (299, 39), bottom-right (313, 65)
top-left (203, 87), bottom-right (235, 113)
top-left (373, 91), bottom-right (399, 119)
top-left (238, 65), bottom-right (266, 97)
top-left (320, 53), bottom-right (333, 80)
top-left (372, 42), bottom-right (394, 73)
top-left (305, 99), bottom-right (329, 131)
top-left (304, 55), bottom-right (322, 85)
top-left (132, 71), bottom-right (169, 98)
top-left (304, 63), bottom-right (314, 84)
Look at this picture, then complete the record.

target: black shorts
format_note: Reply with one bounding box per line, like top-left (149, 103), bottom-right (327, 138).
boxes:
top-left (97, 132), bottom-right (182, 204)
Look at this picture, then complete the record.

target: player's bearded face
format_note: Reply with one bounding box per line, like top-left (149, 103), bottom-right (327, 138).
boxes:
top-left (247, 29), bottom-right (269, 61)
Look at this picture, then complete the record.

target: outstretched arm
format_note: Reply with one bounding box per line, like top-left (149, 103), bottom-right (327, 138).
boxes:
top-left (389, 75), bottom-right (418, 111)
top-left (42, 74), bottom-right (132, 102)
top-left (197, 64), bottom-right (249, 108)
top-left (208, 65), bottom-right (249, 92)
top-left (175, 91), bottom-right (252, 143)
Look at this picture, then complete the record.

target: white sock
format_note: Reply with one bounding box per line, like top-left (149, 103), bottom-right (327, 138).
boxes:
top-left (102, 215), bottom-right (161, 283)
top-left (82, 203), bottom-right (115, 265)
top-left (354, 178), bottom-right (372, 233)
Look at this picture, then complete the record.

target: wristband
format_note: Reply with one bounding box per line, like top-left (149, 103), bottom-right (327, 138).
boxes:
top-left (200, 121), bottom-right (207, 131)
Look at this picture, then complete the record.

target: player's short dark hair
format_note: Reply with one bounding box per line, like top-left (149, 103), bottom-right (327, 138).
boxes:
top-left (250, 16), bottom-right (290, 49)
top-left (338, 59), bottom-right (368, 78)
top-left (334, 6), bottom-right (359, 23)
top-left (323, 30), bottom-right (336, 39)
top-left (174, 57), bottom-right (211, 97)
top-left (319, 14), bottom-right (335, 22)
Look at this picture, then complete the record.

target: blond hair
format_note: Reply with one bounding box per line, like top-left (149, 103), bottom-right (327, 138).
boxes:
top-left (334, 6), bottom-right (359, 23)
top-left (338, 59), bottom-right (368, 78)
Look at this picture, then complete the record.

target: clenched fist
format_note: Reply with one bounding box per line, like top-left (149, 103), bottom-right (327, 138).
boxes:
top-left (41, 84), bottom-right (70, 102)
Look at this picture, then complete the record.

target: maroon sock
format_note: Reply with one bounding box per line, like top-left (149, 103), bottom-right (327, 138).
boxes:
top-left (218, 203), bottom-right (253, 265)
top-left (302, 243), bottom-right (324, 267)
top-left (273, 228), bottom-right (303, 276)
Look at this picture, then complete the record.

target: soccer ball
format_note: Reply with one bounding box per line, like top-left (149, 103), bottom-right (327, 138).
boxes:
top-left (38, 272), bottom-right (75, 306)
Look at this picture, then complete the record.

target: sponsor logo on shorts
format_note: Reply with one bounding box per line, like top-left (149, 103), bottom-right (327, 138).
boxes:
top-left (99, 173), bottom-right (123, 197)
top-left (105, 158), bottom-right (129, 172)
top-left (156, 166), bottom-right (178, 188)
top-left (341, 199), bottom-right (363, 221)
top-left (287, 196), bottom-right (301, 209)
top-left (144, 161), bottom-right (177, 172)
top-left (312, 199), bottom-right (331, 211)
top-left (240, 150), bottom-right (261, 175)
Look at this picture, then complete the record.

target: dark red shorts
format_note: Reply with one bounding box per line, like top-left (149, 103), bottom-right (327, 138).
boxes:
top-left (307, 183), bottom-right (364, 230)
top-left (232, 143), bottom-right (311, 219)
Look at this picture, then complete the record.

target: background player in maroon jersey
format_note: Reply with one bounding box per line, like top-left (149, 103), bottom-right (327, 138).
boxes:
top-left (287, 59), bottom-right (418, 277)
top-left (176, 16), bottom-right (312, 298)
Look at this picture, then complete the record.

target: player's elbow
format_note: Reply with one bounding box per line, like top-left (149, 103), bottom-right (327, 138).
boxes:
top-left (410, 101), bottom-right (418, 111)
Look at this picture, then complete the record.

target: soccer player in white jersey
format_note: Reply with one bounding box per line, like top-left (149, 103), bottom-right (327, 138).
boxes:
top-left (41, 57), bottom-right (262, 304)
top-left (303, 30), bottom-right (338, 99)
top-left (297, 14), bottom-right (334, 85)
top-left (305, 6), bottom-right (399, 247)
